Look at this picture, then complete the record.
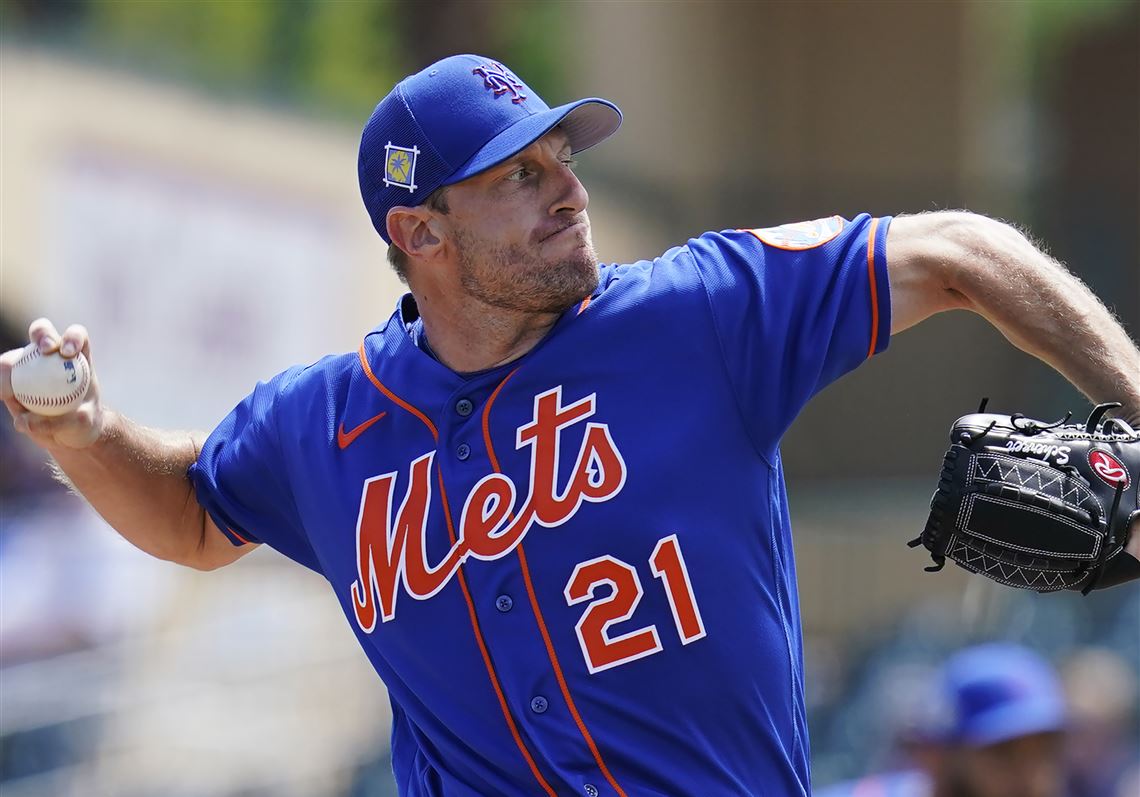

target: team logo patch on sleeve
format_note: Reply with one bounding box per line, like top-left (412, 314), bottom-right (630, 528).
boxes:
top-left (384, 142), bottom-right (419, 192)
top-left (744, 215), bottom-right (845, 250)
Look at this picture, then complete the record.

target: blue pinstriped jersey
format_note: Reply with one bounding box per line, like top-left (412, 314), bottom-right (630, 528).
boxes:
top-left (190, 214), bottom-right (892, 796)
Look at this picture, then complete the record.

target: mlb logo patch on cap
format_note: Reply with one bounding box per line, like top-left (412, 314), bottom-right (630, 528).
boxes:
top-left (384, 143), bottom-right (419, 192)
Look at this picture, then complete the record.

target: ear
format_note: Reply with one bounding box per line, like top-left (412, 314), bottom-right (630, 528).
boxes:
top-left (386, 207), bottom-right (444, 262)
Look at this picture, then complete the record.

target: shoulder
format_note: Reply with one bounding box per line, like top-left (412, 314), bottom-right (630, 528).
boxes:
top-left (590, 215), bottom-right (881, 313)
top-left (593, 228), bottom-right (762, 296)
top-left (601, 215), bottom-right (878, 283)
top-left (260, 339), bottom-right (382, 422)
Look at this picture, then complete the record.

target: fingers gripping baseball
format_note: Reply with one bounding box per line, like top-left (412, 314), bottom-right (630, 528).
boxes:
top-left (2, 318), bottom-right (104, 450)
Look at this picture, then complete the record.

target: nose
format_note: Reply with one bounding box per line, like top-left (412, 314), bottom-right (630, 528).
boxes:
top-left (551, 160), bottom-right (589, 217)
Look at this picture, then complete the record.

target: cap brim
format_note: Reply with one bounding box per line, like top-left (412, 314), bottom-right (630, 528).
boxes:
top-left (960, 700), bottom-right (1067, 747)
top-left (444, 98), bottom-right (621, 186)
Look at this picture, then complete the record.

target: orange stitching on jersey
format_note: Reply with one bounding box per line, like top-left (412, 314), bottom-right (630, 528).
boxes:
top-left (577, 295), bottom-right (592, 315)
top-left (356, 342), bottom-right (555, 794)
top-left (482, 371), bottom-right (630, 797)
top-left (357, 343), bottom-right (439, 442)
top-left (866, 217), bottom-right (881, 358)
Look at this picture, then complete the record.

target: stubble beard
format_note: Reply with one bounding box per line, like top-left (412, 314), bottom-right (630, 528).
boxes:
top-left (455, 225), bottom-right (601, 314)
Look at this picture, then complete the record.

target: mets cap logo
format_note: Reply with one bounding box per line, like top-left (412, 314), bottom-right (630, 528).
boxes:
top-left (745, 215), bottom-right (846, 250)
top-left (384, 142), bottom-right (419, 192)
top-left (472, 61), bottom-right (527, 104)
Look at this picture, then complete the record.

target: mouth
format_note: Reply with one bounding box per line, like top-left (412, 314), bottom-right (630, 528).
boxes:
top-left (541, 221), bottom-right (587, 244)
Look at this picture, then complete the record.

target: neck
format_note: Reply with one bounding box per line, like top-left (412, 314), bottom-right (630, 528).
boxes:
top-left (412, 287), bottom-right (567, 373)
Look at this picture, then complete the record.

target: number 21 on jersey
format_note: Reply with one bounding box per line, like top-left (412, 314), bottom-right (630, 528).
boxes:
top-left (564, 534), bottom-right (706, 674)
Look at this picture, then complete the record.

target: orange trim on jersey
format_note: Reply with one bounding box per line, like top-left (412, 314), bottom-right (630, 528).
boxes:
top-left (436, 465), bottom-right (559, 797)
top-left (577, 295), bottom-right (592, 315)
top-left (865, 217), bottom-right (881, 358)
top-left (515, 546), bottom-right (629, 797)
top-left (357, 343), bottom-right (439, 442)
top-left (227, 526), bottom-right (253, 546)
top-left (482, 368), bottom-right (521, 472)
top-left (481, 374), bottom-right (630, 797)
top-left (356, 340), bottom-right (556, 796)
top-left (741, 215), bottom-right (846, 251)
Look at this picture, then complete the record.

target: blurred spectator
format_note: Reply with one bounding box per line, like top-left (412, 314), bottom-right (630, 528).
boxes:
top-left (817, 643), bottom-right (1067, 797)
top-left (1062, 648), bottom-right (1139, 797)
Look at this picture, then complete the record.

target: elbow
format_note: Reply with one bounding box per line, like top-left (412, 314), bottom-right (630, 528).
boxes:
top-left (184, 551), bottom-right (228, 572)
top-left (939, 210), bottom-right (1031, 256)
top-left (150, 543), bottom-right (224, 572)
top-left (149, 512), bottom-right (237, 572)
top-left (180, 546), bottom-right (242, 572)
top-left (920, 211), bottom-right (1038, 306)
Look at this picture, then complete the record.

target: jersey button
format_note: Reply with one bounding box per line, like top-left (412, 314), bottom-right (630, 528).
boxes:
top-left (456, 443), bottom-right (471, 460)
top-left (529, 696), bottom-right (548, 714)
top-left (456, 398), bottom-right (474, 417)
top-left (584, 785), bottom-right (599, 797)
top-left (495, 595), bottom-right (513, 612)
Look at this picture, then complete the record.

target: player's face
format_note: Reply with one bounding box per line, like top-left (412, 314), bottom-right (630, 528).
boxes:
top-left (440, 129), bottom-right (599, 314)
top-left (943, 733), bottom-right (1065, 797)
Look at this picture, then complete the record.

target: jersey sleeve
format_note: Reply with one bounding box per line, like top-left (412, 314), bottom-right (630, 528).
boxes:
top-left (689, 213), bottom-right (891, 458)
top-left (188, 366), bottom-right (322, 573)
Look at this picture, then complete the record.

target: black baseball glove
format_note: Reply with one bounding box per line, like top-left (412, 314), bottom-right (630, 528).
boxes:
top-left (911, 400), bottom-right (1140, 594)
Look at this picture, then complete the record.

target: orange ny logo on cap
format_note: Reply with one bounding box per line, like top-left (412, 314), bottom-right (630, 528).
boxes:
top-left (472, 62), bottom-right (527, 104)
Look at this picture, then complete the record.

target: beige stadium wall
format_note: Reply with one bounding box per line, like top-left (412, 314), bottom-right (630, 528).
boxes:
top-left (2, 45), bottom-right (394, 428)
top-left (0, 46), bottom-right (404, 797)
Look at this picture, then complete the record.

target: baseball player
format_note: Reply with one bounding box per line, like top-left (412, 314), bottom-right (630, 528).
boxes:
top-left (3, 54), bottom-right (1140, 796)
top-left (815, 644), bottom-right (1069, 797)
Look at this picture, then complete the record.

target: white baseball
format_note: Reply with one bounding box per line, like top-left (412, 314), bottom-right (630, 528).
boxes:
top-left (11, 344), bottom-right (91, 417)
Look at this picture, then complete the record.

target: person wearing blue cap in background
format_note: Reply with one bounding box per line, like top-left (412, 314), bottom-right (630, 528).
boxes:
top-left (817, 644), bottom-right (1068, 797)
top-left (4, 51), bottom-right (1139, 796)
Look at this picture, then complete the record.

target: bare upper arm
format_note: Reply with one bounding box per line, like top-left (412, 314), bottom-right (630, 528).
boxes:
top-left (885, 213), bottom-right (977, 334)
top-left (194, 512), bottom-right (259, 571)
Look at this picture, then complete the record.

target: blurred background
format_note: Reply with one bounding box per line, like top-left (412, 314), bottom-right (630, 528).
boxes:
top-left (1, 1), bottom-right (1137, 795)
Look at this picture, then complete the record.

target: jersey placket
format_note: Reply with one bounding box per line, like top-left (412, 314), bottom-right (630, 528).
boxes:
top-left (355, 339), bottom-right (560, 795)
top-left (442, 369), bottom-right (628, 797)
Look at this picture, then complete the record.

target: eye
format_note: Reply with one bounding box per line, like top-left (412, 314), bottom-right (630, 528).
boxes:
top-left (561, 157), bottom-right (578, 170)
top-left (505, 166), bottom-right (534, 182)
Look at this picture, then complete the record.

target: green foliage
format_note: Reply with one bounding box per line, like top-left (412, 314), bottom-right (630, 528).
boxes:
top-left (1024, 0), bottom-right (1134, 47)
top-left (1022, 0), bottom-right (1136, 88)
top-left (299, 1), bottom-right (401, 115)
top-left (88, 0), bottom-right (279, 93)
top-left (498, 0), bottom-right (568, 100)
top-left (80, 0), bottom-right (401, 113)
top-left (21, 0), bottom-right (572, 117)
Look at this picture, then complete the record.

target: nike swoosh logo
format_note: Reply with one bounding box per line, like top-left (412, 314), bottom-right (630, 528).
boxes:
top-left (337, 412), bottom-right (388, 450)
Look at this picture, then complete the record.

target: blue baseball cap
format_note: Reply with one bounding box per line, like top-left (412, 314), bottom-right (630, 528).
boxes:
top-left (924, 644), bottom-right (1067, 746)
top-left (358, 54), bottom-right (622, 243)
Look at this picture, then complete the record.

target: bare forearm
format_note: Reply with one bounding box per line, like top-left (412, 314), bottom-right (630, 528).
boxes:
top-left (3, 321), bottom-right (249, 571)
top-left (890, 213), bottom-right (1140, 574)
top-left (48, 411), bottom-right (213, 566)
top-left (942, 215), bottom-right (1139, 422)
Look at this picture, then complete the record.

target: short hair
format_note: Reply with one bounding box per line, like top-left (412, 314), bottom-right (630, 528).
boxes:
top-left (386, 186), bottom-right (451, 283)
